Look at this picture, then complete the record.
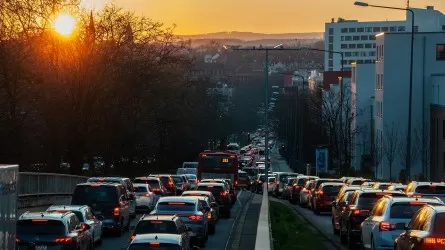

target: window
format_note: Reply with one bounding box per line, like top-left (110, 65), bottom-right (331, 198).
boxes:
top-left (353, 52), bottom-right (359, 57)
top-left (357, 27), bottom-right (364, 32)
top-left (353, 36), bottom-right (360, 41)
top-left (345, 52), bottom-right (352, 57)
top-left (357, 44), bottom-right (364, 48)
top-left (398, 26), bottom-right (406, 32)
top-left (390, 26), bottom-right (397, 32)
top-left (349, 28), bottom-right (356, 33)
top-left (341, 36), bottom-right (345, 41)
top-left (381, 27), bottom-right (389, 32)
top-left (373, 27), bottom-right (381, 32)
top-left (329, 52), bottom-right (333, 59)
top-left (365, 43), bottom-right (372, 48)
top-left (369, 35), bottom-right (376, 40)
top-left (341, 60), bottom-right (347, 64)
top-left (329, 44), bottom-right (333, 51)
top-left (357, 60), bottom-right (364, 63)
top-left (329, 28), bottom-right (334, 35)
top-left (366, 27), bottom-right (372, 32)
top-left (341, 28), bottom-right (348, 33)
top-left (442, 25), bottom-right (445, 31)
top-left (373, 43), bottom-right (376, 48)
top-left (369, 51), bottom-right (376, 57)
top-left (341, 44), bottom-right (347, 49)
top-left (328, 36), bottom-right (334, 43)
top-left (361, 35), bottom-right (368, 40)
top-left (348, 44), bottom-right (356, 49)
top-left (345, 36), bottom-right (352, 41)
top-left (437, 44), bottom-right (445, 61)
top-left (414, 26), bottom-right (419, 32)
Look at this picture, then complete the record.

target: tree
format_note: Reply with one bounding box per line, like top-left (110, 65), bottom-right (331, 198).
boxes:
top-left (414, 121), bottom-right (430, 179)
top-left (357, 125), bottom-right (370, 156)
top-left (398, 128), bottom-right (420, 180)
top-left (383, 123), bottom-right (400, 181)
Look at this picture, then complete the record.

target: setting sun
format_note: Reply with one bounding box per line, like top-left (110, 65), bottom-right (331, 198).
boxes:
top-left (53, 14), bottom-right (76, 36)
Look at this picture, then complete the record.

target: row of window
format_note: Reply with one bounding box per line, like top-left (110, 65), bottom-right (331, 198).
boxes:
top-left (343, 51), bottom-right (376, 57)
top-left (375, 101), bottom-right (383, 118)
top-left (340, 43), bottom-right (377, 49)
top-left (340, 26), bottom-right (405, 34)
top-left (376, 73), bottom-right (383, 90)
top-left (340, 35), bottom-right (376, 42)
top-left (328, 59), bottom-right (375, 68)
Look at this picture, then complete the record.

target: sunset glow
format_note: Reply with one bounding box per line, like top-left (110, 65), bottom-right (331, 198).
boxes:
top-left (53, 14), bottom-right (76, 36)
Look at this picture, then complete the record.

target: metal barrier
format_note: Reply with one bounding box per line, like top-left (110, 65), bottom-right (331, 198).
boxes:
top-left (18, 172), bottom-right (88, 197)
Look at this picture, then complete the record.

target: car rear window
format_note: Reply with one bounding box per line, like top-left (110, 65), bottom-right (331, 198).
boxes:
top-left (134, 186), bottom-right (148, 193)
top-left (357, 192), bottom-right (407, 208)
top-left (377, 184), bottom-right (391, 190)
top-left (172, 176), bottom-right (183, 183)
top-left (72, 185), bottom-right (118, 205)
top-left (350, 179), bottom-right (367, 185)
top-left (269, 178), bottom-right (276, 182)
top-left (415, 185), bottom-right (445, 194)
top-left (287, 178), bottom-right (296, 185)
top-left (48, 210), bottom-right (84, 222)
top-left (323, 185), bottom-right (343, 195)
top-left (129, 244), bottom-right (180, 250)
top-left (297, 178), bottom-right (308, 185)
top-left (316, 179), bottom-right (342, 189)
top-left (197, 185), bottom-right (224, 196)
top-left (134, 220), bottom-right (179, 235)
top-left (390, 202), bottom-right (434, 219)
top-left (159, 177), bottom-right (169, 186)
top-left (134, 179), bottom-right (160, 188)
top-left (182, 192), bottom-right (209, 198)
top-left (434, 213), bottom-right (445, 233)
top-left (17, 220), bottom-right (65, 235)
top-left (239, 172), bottom-right (248, 178)
top-left (157, 202), bottom-right (195, 212)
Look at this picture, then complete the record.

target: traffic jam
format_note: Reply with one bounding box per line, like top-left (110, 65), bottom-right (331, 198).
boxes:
top-left (15, 143), bottom-right (249, 250)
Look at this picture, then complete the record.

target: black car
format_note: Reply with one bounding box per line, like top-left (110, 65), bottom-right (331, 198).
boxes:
top-left (150, 174), bottom-right (177, 196)
top-left (71, 182), bottom-right (131, 236)
top-left (197, 183), bottom-right (231, 218)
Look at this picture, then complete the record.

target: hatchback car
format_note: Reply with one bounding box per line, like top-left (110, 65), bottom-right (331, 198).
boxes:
top-left (197, 183), bottom-right (231, 217)
top-left (127, 233), bottom-right (198, 250)
top-left (133, 183), bottom-right (158, 212)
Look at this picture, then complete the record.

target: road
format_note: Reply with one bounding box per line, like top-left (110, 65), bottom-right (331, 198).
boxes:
top-left (18, 190), bottom-right (252, 250)
top-left (270, 150), bottom-right (345, 250)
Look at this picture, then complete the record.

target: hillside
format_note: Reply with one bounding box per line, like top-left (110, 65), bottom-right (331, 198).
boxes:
top-left (179, 31), bottom-right (324, 41)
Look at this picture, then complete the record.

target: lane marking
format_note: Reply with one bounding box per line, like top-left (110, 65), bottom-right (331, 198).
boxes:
top-left (224, 191), bottom-right (253, 250)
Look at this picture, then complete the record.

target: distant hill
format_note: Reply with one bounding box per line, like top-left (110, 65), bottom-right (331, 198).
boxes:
top-left (187, 38), bottom-right (322, 48)
top-left (178, 31), bottom-right (324, 41)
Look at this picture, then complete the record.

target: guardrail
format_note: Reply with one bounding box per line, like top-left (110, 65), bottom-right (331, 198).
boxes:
top-left (18, 172), bottom-right (88, 197)
top-left (255, 184), bottom-right (272, 250)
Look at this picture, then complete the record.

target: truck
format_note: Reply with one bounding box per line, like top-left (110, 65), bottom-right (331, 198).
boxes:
top-left (0, 165), bottom-right (19, 250)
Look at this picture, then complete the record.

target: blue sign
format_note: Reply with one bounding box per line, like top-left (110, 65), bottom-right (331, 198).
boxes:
top-left (316, 147), bottom-right (328, 174)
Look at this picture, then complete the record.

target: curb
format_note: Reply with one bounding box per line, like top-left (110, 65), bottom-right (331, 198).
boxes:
top-left (254, 184), bottom-right (272, 250)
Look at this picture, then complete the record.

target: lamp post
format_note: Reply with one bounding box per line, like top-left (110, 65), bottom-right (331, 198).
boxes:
top-left (354, 1), bottom-right (415, 179)
top-left (233, 45), bottom-right (305, 183)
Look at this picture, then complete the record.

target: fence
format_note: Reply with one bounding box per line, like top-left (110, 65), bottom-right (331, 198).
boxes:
top-left (18, 172), bottom-right (88, 197)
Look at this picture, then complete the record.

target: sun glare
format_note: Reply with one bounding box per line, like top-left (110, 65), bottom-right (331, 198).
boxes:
top-left (53, 14), bottom-right (76, 36)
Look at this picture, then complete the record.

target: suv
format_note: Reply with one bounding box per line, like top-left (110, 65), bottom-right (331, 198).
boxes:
top-left (71, 182), bottom-right (131, 236)
top-left (197, 182), bottom-right (231, 218)
top-left (361, 196), bottom-right (443, 249)
top-left (128, 233), bottom-right (194, 250)
top-left (87, 177), bottom-right (137, 218)
top-left (133, 176), bottom-right (167, 196)
top-left (310, 178), bottom-right (343, 209)
top-left (129, 214), bottom-right (192, 246)
top-left (405, 181), bottom-right (445, 201)
top-left (16, 211), bottom-right (93, 249)
top-left (150, 174), bottom-right (177, 196)
top-left (46, 205), bottom-right (103, 244)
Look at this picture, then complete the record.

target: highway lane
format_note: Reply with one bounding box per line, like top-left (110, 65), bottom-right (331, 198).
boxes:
top-left (17, 190), bottom-right (249, 250)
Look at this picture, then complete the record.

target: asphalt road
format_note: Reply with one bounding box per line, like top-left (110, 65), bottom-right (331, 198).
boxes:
top-left (18, 190), bottom-right (250, 250)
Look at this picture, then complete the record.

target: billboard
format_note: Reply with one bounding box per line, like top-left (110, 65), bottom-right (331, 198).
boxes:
top-left (315, 147), bottom-right (328, 175)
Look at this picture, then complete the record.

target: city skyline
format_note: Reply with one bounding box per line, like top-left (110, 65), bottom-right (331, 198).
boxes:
top-left (82, 0), bottom-right (445, 34)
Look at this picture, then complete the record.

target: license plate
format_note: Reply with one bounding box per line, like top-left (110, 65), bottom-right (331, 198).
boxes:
top-left (36, 246), bottom-right (47, 250)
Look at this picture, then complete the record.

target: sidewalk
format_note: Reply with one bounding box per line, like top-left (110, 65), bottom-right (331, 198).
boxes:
top-left (227, 191), bottom-right (262, 250)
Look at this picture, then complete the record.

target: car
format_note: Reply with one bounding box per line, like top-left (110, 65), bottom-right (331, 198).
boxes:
top-left (272, 172), bottom-right (299, 198)
top-left (71, 182), bottom-right (131, 236)
top-left (181, 190), bottom-right (219, 217)
top-left (283, 177), bottom-right (297, 201)
top-left (127, 233), bottom-right (199, 250)
top-left (346, 178), bottom-right (372, 186)
top-left (129, 214), bottom-right (192, 247)
top-left (133, 183), bottom-right (158, 212)
top-left (310, 178), bottom-right (343, 209)
top-left (46, 205), bottom-right (103, 244)
top-left (171, 175), bottom-right (189, 194)
top-left (133, 177), bottom-right (168, 196)
top-left (237, 170), bottom-right (250, 189)
top-left (87, 177), bottom-right (137, 218)
top-left (387, 184), bottom-right (407, 191)
top-left (299, 180), bottom-right (315, 207)
top-left (289, 176), bottom-right (318, 204)
top-left (186, 196), bottom-right (218, 234)
top-left (371, 182), bottom-right (400, 190)
top-left (150, 196), bottom-right (209, 247)
top-left (196, 183), bottom-right (231, 218)
top-left (361, 196), bottom-right (443, 249)
top-left (312, 182), bottom-right (345, 214)
top-left (331, 189), bottom-right (358, 235)
top-left (16, 211), bottom-right (93, 250)
top-left (405, 181), bottom-right (445, 202)
top-left (149, 174), bottom-right (178, 196)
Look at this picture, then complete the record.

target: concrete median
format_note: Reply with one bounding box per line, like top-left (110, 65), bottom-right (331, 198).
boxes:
top-left (255, 184), bottom-right (272, 250)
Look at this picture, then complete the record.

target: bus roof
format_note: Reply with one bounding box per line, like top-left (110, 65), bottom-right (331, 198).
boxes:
top-left (201, 150), bottom-right (237, 155)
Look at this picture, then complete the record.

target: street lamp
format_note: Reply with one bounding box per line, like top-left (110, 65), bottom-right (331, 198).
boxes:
top-left (233, 46), bottom-right (305, 183)
top-left (354, 1), bottom-right (415, 179)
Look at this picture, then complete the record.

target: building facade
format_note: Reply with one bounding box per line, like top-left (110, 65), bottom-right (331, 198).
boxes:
top-left (375, 32), bottom-right (445, 180)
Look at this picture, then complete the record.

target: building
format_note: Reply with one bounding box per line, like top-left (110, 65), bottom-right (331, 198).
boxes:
top-left (325, 6), bottom-right (445, 72)
top-left (350, 63), bottom-right (375, 171)
top-left (374, 31), bottom-right (445, 180)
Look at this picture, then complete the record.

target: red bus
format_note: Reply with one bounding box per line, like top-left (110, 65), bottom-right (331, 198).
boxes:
top-left (197, 150), bottom-right (239, 187)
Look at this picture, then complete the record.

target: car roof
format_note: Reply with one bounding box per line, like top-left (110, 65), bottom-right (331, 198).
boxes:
top-left (185, 196), bottom-right (209, 201)
top-left (429, 205), bottom-right (445, 213)
top-left (158, 196), bottom-right (199, 203)
top-left (19, 211), bottom-right (73, 220)
top-left (140, 215), bottom-right (177, 221)
top-left (198, 182), bottom-right (225, 187)
top-left (386, 197), bottom-right (443, 204)
top-left (135, 177), bottom-right (159, 180)
top-left (183, 190), bottom-right (213, 195)
top-left (47, 205), bottom-right (88, 211)
top-left (77, 182), bottom-right (121, 187)
top-left (131, 234), bottom-right (182, 245)
top-left (357, 189), bottom-right (405, 195)
top-left (321, 182), bottom-right (345, 186)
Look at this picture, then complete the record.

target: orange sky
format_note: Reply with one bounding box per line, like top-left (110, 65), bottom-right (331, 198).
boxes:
top-left (86, 0), bottom-right (445, 34)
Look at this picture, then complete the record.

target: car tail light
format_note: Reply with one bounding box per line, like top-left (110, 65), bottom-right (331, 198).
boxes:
top-left (130, 235), bottom-right (136, 241)
top-left (235, 180), bottom-right (238, 186)
top-left (189, 215), bottom-right (203, 220)
top-left (413, 194), bottom-right (422, 198)
top-left (113, 207), bottom-right (120, 216)
top-left (53, 237), bottom-right (73, 244)
top-left (352, 209), bottom-right (369, 217)
top-left (152, 188), bottom-right (160, 192)
top-left (149, 242), bottom-right (161, 246)
top-left (143, 193), bottom-right (150, 197)
top-left (207, 213), bottom-right (212, 219)
top-left (424, 237), bottom-right (445, 245)
top-left (168, 180), bottom-right (174, 187)
top-left (16, 238), bottom-right (20, 243)
top-left (379, 222), bottom-right (396, 231)
top-left (220, 191), bottom-right (229, 196)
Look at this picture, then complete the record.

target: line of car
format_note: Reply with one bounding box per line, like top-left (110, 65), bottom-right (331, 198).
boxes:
top-left (15, 173), bottom-right (238, 250)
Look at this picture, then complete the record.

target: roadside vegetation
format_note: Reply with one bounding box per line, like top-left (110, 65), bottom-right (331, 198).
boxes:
top-left (270, 201), bottom-right (327, 250)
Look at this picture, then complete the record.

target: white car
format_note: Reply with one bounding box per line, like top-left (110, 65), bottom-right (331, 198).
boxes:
top-left (361, 196), bottom-right (443, 249)
top-left (133, 183), bottom-right (158, 212)
top-left (267, 177), bottom-right (276, 193)
top-left (46, 205), bottom-right (103, 244)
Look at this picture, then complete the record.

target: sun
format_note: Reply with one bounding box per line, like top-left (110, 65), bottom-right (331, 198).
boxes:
top-left (53, 14), bottom-right (76, 36)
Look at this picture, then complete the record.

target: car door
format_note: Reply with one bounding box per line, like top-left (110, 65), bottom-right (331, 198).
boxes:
top-left (119, 192), bottom-right (130, 225)
top-left (362, 199), bottom-right (384, 247)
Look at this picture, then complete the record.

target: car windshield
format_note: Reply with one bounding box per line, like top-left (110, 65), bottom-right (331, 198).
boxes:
top-left (133, 221), bottom-right (179, 234)
top-left (415, 185), bottom-right (445, 194)
top-left (17, 220), bottom-right (65, 235)
top-left (129, 244), bottom-right (180, 250)
top-left (390, 203), bottom-right (434, 219)
top-left (200, 155), bottom-right (236, 168)
top-left (197, 185), bottom-right (224, 196)
top-left (72, 185), bottom-right (118, 204)
top-left (238, 172), bottom-right (248, 178)
top-left (172, 176), bottom-right (183, 183)
top-left (156, 202), bottom-right (195, 212)
top-left (287, 178), bottom-right (296, 185)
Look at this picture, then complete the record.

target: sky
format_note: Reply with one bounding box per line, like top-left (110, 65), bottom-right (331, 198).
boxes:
top-left (83, 0), bottom-right (445, 34)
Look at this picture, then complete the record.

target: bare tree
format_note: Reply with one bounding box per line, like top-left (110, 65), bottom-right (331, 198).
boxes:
top-left (398, 128), bottom-right (420, 180)
top-left (414, 121), bottom-right (430, 180)
top-left (383, 123), bottom-right (400, 181)
top-left (357, 125), bottom-right (369, 157)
